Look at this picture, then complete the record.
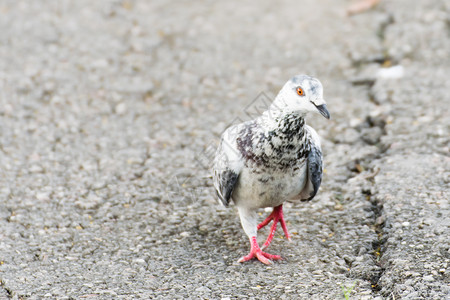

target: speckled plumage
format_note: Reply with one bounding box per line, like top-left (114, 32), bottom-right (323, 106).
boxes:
top-left (212, 75), bottom-right (330, 264)
top-left (236, 113), bottom-right (309, 170)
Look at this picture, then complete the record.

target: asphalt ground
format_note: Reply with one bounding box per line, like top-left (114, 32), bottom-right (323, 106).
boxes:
top-left (0, 0), bottom-right (448, 299)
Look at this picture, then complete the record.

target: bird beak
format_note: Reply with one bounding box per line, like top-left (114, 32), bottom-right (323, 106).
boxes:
top-left (314, 103), bottom-right (330, 119)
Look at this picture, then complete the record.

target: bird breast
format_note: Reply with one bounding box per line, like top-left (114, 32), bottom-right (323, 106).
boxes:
top-left (232, 161), bottom-right (308, 209)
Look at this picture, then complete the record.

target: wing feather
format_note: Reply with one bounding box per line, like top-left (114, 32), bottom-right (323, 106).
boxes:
top-left (306, 145), bottom-right (323, 200)
top-left (299, 126), bottom-right (323, 201)
top-left (212, 125), bottom-right (244, 206)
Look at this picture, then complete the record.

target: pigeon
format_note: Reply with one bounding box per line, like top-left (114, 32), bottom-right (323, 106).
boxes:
top-left (213, 75), bottom-right (330, 264)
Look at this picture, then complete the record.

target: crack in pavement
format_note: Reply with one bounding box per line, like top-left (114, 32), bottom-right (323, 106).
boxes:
top-left (364, 188), bottom-right (386, 292)
top-left (346, 114), bottom-right (389, 295)
top-left (363, 12), bottom-right (395, 295)
top-left (346, 11), bottom-right (397, 295)
top-left (346, 45), bottom-right (397, 291)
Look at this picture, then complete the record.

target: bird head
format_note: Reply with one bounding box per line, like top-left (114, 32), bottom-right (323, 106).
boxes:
top-left (273, 75), bottom-right (330, 119)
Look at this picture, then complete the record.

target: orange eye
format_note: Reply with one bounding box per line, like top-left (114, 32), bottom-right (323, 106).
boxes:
top-left (296, 87), bottom-right (304, 96)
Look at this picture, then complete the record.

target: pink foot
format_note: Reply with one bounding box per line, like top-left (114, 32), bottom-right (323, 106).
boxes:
top-left (238, 236), bottom-right (282, 264)
top-left (257, 204), bottom-right (291, 249)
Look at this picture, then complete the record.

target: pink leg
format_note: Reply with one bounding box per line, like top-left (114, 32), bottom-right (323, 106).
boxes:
top-left (257, 210), bottom-right (275, 230)
top-left (257, 205), bottom-right (292, 250)
top-left (279, 212), bottom-right (291, 240)
top-left (238, 236), bottom-right (282, 265)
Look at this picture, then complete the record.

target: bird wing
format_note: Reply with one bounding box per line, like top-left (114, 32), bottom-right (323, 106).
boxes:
top-left (299, 125), bottom-right (323, 201)
top-left (212, 124), bottom-right (244, 207)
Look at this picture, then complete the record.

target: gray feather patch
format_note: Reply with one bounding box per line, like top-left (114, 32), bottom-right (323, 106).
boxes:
top-left (306, 146), bottom-right (323, 200)
top-left (216, 169), bottom-right (239, 207)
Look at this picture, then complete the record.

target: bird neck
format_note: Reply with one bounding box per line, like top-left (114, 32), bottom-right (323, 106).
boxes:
top-left (237, 111), bottom-right (309, 170)
top-left (274, 113), bottom-right (306, 137)
top-left (248, 112), bottom-right (309, 169)
top-left (259, 105), bottom-right (306, 134)
top-left (266, 113), bottom-right (307, 151)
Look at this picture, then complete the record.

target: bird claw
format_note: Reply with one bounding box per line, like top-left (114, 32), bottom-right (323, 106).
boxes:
top-left (239, 236), bottom-right (282, 264)
top-left (238, 249), bottom-right (282, 265)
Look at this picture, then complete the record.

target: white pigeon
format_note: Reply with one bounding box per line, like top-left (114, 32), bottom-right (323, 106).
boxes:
top-left (213, 75), bottom-right (330, 264)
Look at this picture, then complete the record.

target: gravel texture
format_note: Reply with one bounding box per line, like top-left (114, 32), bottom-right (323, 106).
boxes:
top-left (0, 0), bottom-right (448, 299)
